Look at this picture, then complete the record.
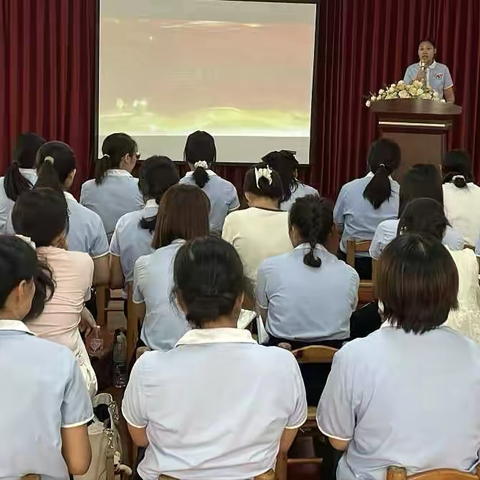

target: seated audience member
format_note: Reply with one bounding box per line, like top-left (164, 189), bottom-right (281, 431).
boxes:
top-left (222, 162), bottom-right (292, 284)
top-left (263, 149), bottom-right (318, 211)
top-left (110, 156), bottom-right (179, 290)
top-left (35, 141), bottom-right (110, 286)
top-left (123, 236), bottom-right (307, 479)
top-left (81, 132), bottom-right (144, 239)
top-left (0, 236), bottom-right (92, 477)
top-left (0, 132), bottom-right (45, 234)
top-left (179, 131), bottom-right (239, 235)
top-left (334, 138), bottom-right (401, 279)
top-left (317, 234), bottom-right (480, 480)
top-left (133, 184), bottom-right (210, 351)
top-left (442, 149), bottom-right (480, 246)
top-left (399, 198), bottom-right (480, 345)
top-left (12, 188), bottom-right (97, 396)
top-left (257, 195), bottom-right (359, 348)
top-left (370, 164), bottom-right (464, 259)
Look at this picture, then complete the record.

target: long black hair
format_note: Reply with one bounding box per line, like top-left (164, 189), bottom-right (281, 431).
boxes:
top-left (138, 156), bottom-right (180, 233)
top-left (0, 236), bottom-right (55, 322)
top-left (262, 150), bottom-right (299, 202)
top-left (96, 133), bottom-right (138, 185)
top-left (4, 132), bottom-right (45, 202)
top-left (35, 141), bottom-right (76, 192)
top-left (442, 150), bottom-right (473, 189)
top-left (184, 131), bottom-right (217, 189)
top-left (363, 138), bottom-right (401, 209)
top-left (290, 195), bottom-right (333, 268)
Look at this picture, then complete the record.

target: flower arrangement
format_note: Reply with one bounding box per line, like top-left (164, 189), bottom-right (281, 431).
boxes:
top-left (366, 80), bottom-right (444, 107)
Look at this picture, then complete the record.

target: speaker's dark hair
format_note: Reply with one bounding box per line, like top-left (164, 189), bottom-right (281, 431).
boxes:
top-left (262, 150), bottom-right (299, 202)
top-left (36, 141), bottom-right (76, 193)
top-left (184, 131), bottom-right (217, 188)
top-left (442, 150), bottom-right (472, 189)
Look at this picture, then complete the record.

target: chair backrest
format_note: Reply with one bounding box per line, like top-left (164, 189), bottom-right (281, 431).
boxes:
top-left (293, 345), bottom-right (338, 364)
top-left (126, 283), bottom-right (139, 363)
top-left (346, 239), bottom-right (372, 267)
top-left (387, 466), bottom-right (480, 480)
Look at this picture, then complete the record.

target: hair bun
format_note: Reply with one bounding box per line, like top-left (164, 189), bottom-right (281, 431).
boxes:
top-left (452, 174), bottom-right (467, 188)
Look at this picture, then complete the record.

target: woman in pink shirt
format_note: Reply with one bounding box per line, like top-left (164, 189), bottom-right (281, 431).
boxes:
top-left (12, 186), bottom-right (97, 396)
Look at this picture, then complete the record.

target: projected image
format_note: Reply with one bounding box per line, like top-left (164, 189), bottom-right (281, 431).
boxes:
top-left (99, 0), bottom-right (316, 162)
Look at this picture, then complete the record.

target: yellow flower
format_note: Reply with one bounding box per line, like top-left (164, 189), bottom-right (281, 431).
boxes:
top-left (399, 90), bottom-right (409, 99)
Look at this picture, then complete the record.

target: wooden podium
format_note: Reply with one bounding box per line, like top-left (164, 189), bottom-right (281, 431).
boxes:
top-left (370, 99), bottom-right (462, 179)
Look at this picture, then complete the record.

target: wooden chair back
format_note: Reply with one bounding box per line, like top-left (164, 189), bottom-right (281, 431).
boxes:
top-left (387, 466), bottom-right (480, 480)
top-left (126, 283), bottom-right (140, 363)
top-left (346, 239), bottom-right (372, 268)
top-left (293, 345), bottom-right (338, 364)
top-left (96, 286), bottom-right (125, 326)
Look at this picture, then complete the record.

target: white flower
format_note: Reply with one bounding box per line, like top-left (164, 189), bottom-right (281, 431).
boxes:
top-left (441, 99), bottom-right (446, 103)
top-left (388, 87), bottom-right (395, 93)
top-left (378, 89), bottom-right (385, 95)
top-left (433, 91), bottom-right (439, 98)
top-left (385, 95), bottom-right (393, 100)
top-left (398, 80), bottom-right (405, 86)
top-left (371, 95), bottom-right (377, 102)
top-left (391, 83), bottom-right (396, 88)
top-left (409, 88), bottom-right (418, 96)
top-left (366, 100), bottom-right (371, 107)
top-left (399, 90), bottom-right (409, 99)
top-left (417, 88), bottom-right (424, 95)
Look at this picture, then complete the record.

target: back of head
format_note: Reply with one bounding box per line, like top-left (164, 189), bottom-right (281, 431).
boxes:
top-left (36, 141), bottom-right (76, 192)
top-left (12, 188), bottom-right (68, 248)
top-left (0, 236), bottom-right (55, 321)
top-left (138, 156), bottom-right (180, 232)
top-left (152, 184), bottom-right (210, 249)
top-left (376, 234), bottom-right (458, 334)
top-left (363, 138), bottom-right (401, 209)
top-left (243, 162), bottom-right (284, 204)
top-left (184, 131), bottom-right (217, 188)
top-left (399, 164), bottom-right (443, 215)
top-left (96, 132), bottom-right (137, 185)
top-left (262, 150), bottom-right (299, 202)
top-left (5, 132), bottom-right (46, 202)
top-left (442, 149), bottom-right (472, 188)
top-left (398, 198), bottom-right (448, 241)
top-left (290, 195), bottom-right (333, 268)
top-left (173, 236), bottom-right (251, 328)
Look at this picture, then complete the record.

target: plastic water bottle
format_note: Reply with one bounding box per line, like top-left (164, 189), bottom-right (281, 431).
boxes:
top-left (113, 330), bottom-right (128, 388)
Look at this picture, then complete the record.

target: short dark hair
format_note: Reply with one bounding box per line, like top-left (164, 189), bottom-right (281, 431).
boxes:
top-left (376, 234), bottom-right (458, 334)
top-left (184, 131), bottom-right (217, 188)
top-left (363, 138), bottom-right (401, 209)
top-left (442, 150), bottom-right (472, 188)
top-left (36, 141), bottom-right (76, 192)
top-left (399, 164), bottom-right (443, 215)
top-left (244, 162), bottom-right (284, 203)
top-left (4, 132), bottom-right (46, 202)
top-left (419, 39), bottom-right (436, 49)
top-left (0, 236), bottom-right (55, 321)
top-left (262, 150), bottom-right (299, 202)
top-left (289, 195), bottom-right (333, 268)
top-left (138, 156), bottom-right (180, 233)
top-left (152, 184), bottom-right (210, 249)
top-left (12, 188), bottom-right (69, 247)
top-left (173, 236), bottom-right (252, 328)
top-left (96, 133), bottom-right (138, 185)
top-left (398, 198), bottom-right (448, 241)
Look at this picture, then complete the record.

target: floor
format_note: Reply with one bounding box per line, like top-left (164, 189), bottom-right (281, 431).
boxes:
top-left (91, 297), bottom-right (322, 479)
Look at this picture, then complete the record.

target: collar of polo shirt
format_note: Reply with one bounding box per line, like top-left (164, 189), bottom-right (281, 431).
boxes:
top-left (418, 60), bottom-right (437, 70)
top-left (175, 328), bottom-right (257, 347)
top-left (185, 169), bottom-right (217, 178)
top-left (0, 319), bottom-right (35, 335)
top-left (144, 199), bottom-right (158, 209)
top-left (64, 191), bottom-right (77, 202)
top-left (105, 169), bottom-right (133, 177)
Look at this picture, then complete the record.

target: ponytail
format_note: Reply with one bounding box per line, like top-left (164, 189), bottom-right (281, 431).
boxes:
top-left (363, 164), bottom-right (392, 209)
top-left (303, 203), bottom-right (322, 268)
top-left (36, 157), bottom-right (63, 192)
top-left (95, 154), bottom-right (112, 185)
top-left (192, 161), bottom-right (210, 188)
top-left (442, 150), bottom-right (472, 189)
top-left (4, 163), bottom-right (33, 201)
top-left (443, 172), bottom-right (468, 189)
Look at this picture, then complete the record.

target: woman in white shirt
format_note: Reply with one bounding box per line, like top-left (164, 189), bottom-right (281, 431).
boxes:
top-left (318, 233), bottom-right (480, 480)
top-left (334, 138), bottom-right (401, 279)
top-left (124, 235), bottom-right (307, 480)
top-left (110, 156), bottom-right (179, 290)
top-left (133, 184), bottom-right (210, 351)
top-left (81, 132), bottom-right (144, 238)
top-left (179, 131), bottom-right (239, 235)
top-left (262, 150), bottom-right (318, 211)
top-left (0, 132), bottom-right (45, 234)
top-left (222, 162), bottom-right (292, 284)
top-left (442, 149), bottom-right (480, 246)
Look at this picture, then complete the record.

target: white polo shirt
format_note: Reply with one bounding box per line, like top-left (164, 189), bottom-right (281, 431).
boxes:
top-left (133, 240), bottom-right (190, 351)
top-left (180, 170), bottom-right (239, 235)
top-left (0, 320), bottom-right (93, 480)
top-left (64, 192), bottom-right (109, 258)
top-left (110, 199), bottom-right (158, 284)
top-left (80, 169), bottom-right (144, 238)
top-left (280, 182), bottom-right (319, 212)
top-left (123, 328), bottom-right (307, 480)
top-left (317, 324), bottom-right (480, 480)
top-left (257, 244), bottom-right (359, 341)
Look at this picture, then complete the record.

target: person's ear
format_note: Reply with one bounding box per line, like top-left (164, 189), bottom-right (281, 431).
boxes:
top-left (66, 169), bottom-right (76, 188)
top-left (325, 225), bottom-right (340, 255)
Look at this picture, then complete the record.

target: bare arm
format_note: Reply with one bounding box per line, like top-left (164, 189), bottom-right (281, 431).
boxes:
top-left (444, 87), bottom-right (455, 103)
top-left (61, 425), bottom-right (92, 475)
top-left (93, 255), bottom-right (110, 287)
top-left (109, 255), bottom-right (124, 289)
top-left (279, 428), bottom-right (298, 454)
top-left (328, 436), bottom-right (350, 452)
top-left (127, 424), bottom-right (149, 448)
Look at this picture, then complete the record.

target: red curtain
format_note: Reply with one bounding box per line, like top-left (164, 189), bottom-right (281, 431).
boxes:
top-left (0, 0), bottom-right (97, 195)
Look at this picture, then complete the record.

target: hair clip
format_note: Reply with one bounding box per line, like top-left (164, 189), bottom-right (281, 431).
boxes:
top-left (194, 161), bottom-right (209, 169)
top-left (255, 167), bottom-right (273, 188)
top-left (44, 156), bottom-right (54, 164)
top-left (15, 234), bottom-right (36, 250)
top-left (378, 163), bottom-right (386, 168)
top-left (103, 154), bottom-right (110, 159)
top-left (452, 175), bottom-right (466, 181)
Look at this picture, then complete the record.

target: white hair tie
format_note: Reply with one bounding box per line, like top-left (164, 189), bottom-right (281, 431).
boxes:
top-left (15, 234), bottom-right (36, 250)
top-left (255, 167), bottom-right (273, 189)
top-left (44, 156), bottom-right (54, 164)
top-left (452, 175), bottom-right (466, 182)
top-left (194, 161), bottom-right (209, 170)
